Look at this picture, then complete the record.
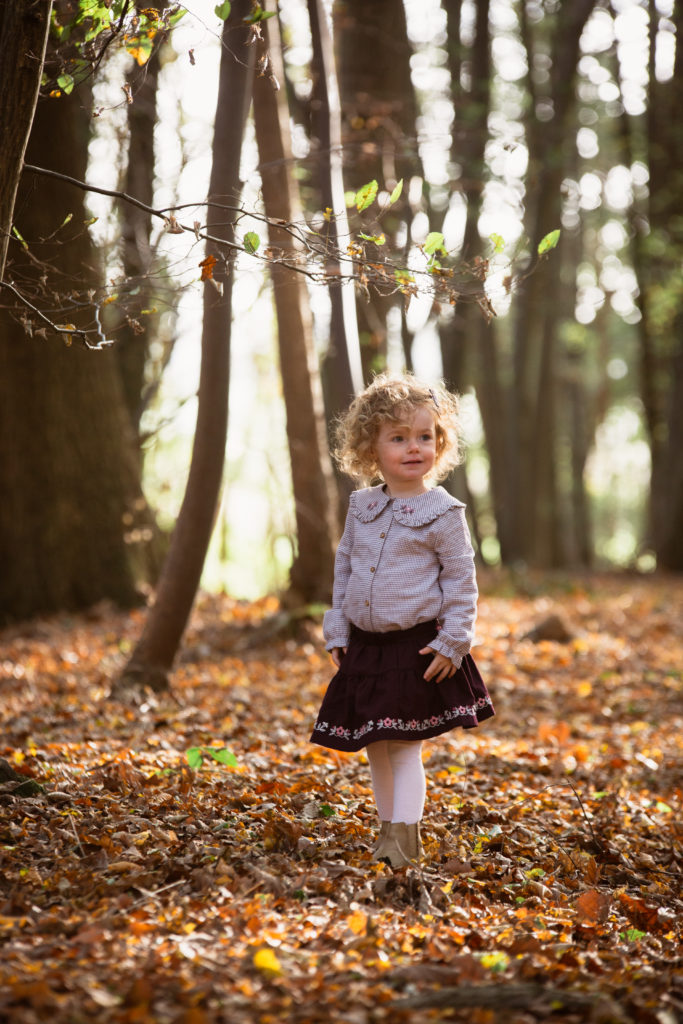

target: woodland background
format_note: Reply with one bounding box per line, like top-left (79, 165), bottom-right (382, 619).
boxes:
top-left (0, 1), bottom-right (681, 1021)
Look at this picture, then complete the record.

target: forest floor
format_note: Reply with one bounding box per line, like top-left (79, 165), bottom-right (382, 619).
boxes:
top-left (0, 573), bottom-right (681, 1024)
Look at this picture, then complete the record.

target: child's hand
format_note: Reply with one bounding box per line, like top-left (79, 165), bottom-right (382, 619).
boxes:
top-left (331, 647), bottom-right (347, 668)
top-left (419, 647), bottom-right (456, 682)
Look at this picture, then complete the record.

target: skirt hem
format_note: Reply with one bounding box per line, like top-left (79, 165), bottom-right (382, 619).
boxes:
top-left (310, 704), bottom-right (494, 753)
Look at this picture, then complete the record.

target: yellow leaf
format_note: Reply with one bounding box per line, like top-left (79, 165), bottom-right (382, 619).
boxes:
top-left (128, 46), bottom-right (151, 66)
top-left (253, 948), bottom-right (282, 975)
top-left (346, 910), bottom-right (367, 935)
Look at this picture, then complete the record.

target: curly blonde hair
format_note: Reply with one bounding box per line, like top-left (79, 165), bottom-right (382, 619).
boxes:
top-left (333, 373), bottom-right (464, 486)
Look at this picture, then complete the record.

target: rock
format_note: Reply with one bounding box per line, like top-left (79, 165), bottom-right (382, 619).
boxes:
top-left (523, 614), bottom-right (574, 643)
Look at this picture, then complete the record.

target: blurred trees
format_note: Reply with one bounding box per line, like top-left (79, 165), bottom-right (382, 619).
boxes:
top-left (620, 0), bottom-right (683, 570)
top-left (2, 0), bottom-right (682, 639)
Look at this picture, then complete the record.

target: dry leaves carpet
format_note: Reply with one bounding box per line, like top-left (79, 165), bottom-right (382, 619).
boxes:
top-left (0, 574), bottom-right (681, 1024)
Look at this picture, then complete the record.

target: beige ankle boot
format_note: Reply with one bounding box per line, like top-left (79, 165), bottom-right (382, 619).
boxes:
top-left (373, 822), bottom-right (422, 867)
top-left (373, 822), bottom-right (409, 866)
top-left (372, 819), bottom-right (390, 854)
top-left (403, 821), bottom-right (423, 861)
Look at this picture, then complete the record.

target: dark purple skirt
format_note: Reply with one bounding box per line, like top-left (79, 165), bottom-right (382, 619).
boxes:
top-left (310, 620), bottom-right (494, 752)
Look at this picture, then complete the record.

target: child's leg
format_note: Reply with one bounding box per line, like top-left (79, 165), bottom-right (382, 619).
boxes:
top-left (386, 740), bottom-right (425, 824)
top-left (366, 740), bottom-right (393, 821)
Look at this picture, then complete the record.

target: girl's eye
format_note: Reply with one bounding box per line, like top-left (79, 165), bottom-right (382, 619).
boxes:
top-left (391, 434), bottom-right (404, 442)
top-left (420, 433), bottom-right (433, 441)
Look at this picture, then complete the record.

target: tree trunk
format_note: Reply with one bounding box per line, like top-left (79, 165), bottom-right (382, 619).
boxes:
top-left (0, 0), bottom-right (52, 282)
top-left (440, 0), bottom-right (490, 392)
top-left (307, 0), bottom-right (360, 529)
top-left (642, 1), bottom-right (683, 570)
top-left (0, 79), bottom-right (156, 622)
top-left (117, 4), bottom-right (255, 691)
top-left (334, 0), bottom-right (421, 376)
top-left (507, 0), bottom-right (596, 566)
top-left (115, 3), bottom-right (167, 441)
top-left (252, 10), bottom-right (336, 604)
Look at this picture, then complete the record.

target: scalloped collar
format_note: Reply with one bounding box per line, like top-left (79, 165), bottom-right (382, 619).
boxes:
top-left (351, 484), bottom-right (464, 526)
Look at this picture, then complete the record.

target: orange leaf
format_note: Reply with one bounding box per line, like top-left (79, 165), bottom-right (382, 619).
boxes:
top-left (199, 254), bottom-right (218, 281)
top-left (575, 889), bottom-right (611, 923)
top-left (537, 720), bottom-right (571, 745)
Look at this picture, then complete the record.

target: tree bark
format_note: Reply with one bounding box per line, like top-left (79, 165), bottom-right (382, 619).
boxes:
top-left (118, 4), bottom-right (255, 690)
top-left (307, 0), bottom-right (360, 528)
top-left (440, 0), bottom-right (490, 392)
top-left (115, 3), bottom-right (167, 441)
top-left (252, 10), bottom-right (336, 604)
top-left (0, 0), bottom-right (52, 282)
top-left (334, 0), bottom-right (422, 377)
top-left (507, 0), bottom-right (596, 566)
top-left (642, 0), bottom-right (683, 570)
top-left (0, 77), bottom-right (155, 622)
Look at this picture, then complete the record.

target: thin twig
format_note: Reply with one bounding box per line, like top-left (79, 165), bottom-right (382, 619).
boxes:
top-left (66, 813), bottom-right (85, 857)
top-left (0, 280), bottom-right (113, 349)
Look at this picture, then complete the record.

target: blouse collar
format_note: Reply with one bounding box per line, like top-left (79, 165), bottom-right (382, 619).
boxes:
top-left (351, 484), bottom-right (464, 526)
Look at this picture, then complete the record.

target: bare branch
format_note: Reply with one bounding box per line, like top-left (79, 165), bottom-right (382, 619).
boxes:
top-left (0, 279), bottom-right (113, 350)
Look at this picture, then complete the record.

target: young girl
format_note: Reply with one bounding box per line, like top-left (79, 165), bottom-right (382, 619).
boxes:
top-left (310, 373), bottom-right (494, 867)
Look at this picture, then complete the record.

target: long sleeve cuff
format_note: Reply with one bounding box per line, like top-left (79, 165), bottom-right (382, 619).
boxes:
top-left (427, 628), bottom-right (469, 668)
top-left (323, 608), bottom-right (350, 651)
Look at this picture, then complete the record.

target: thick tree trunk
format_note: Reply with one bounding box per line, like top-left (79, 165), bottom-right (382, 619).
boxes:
top-left (252, 11), bottom-right (336, 604)
top-left (0, 0), bottom-right (52, 281)
top-left (0, 81), bottom-right (155, 622)
top-left (117, 5), bottom-right (255, 691)
top-left (334, 0), bottom-right (421, 377)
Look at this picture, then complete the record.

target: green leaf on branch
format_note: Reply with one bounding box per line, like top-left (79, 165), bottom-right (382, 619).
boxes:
top-left (215, 1), bottom-right (232, 18)
top-left (489, 232), bottom-right (505, 254)
top-left (57, 73), bottom-right (75, 95)
top-left (424, 231), bottom-right (447, 256)
top-left (244, 231), bottom-right (260, 254)
top-left (389, 179), bottom-right (404, 204)
top-left (355, 180), bottom-right (378, 213)
top-left (359, 232), bottom-right (386, 245)
top-left (245, 4), bottom-right (276, 22)
top-left (12, 227), bottom-right (29, 250)
top-left (344, 191), bottom-right (357, 208)
top-left (537, 229), bottom-right (561, 255)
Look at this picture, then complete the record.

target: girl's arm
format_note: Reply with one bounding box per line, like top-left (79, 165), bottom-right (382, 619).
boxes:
top-left (426, 506), bottom-right (478, 668)
top-left (322, 506), bottom-right (354, 652)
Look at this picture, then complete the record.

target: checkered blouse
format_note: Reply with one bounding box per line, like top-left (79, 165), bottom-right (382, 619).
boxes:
top-left (323, 485), bottom-right (478, 666)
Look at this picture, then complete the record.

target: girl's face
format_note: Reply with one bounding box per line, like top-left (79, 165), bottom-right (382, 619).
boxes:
top-left (374, 405), bottom-right (437, 495)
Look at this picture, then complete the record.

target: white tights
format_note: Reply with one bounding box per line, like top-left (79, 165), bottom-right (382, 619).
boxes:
top-left (365, 740), bottom-right (426, 825)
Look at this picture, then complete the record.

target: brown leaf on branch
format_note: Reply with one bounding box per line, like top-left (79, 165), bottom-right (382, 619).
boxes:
top-left (199, 254), bottom-right (218, 281)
